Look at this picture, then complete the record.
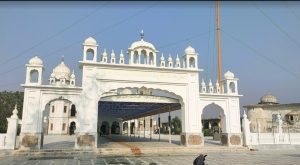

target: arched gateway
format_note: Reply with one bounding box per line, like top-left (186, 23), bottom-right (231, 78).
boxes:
top-left (19, 32), bottom-right (242, 149)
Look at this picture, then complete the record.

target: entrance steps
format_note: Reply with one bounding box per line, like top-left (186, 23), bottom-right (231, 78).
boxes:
top-left (97, 146), bottom-right (250, 156)
top-left (11, 146), bottom-right (250, 157)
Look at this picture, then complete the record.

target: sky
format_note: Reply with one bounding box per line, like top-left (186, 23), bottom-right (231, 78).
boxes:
top-left (0, 1), bottom-right (300, 108)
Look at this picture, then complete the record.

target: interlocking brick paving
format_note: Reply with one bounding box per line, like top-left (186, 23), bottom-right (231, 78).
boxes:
top-left (1, 149), bottom-right (299, 165)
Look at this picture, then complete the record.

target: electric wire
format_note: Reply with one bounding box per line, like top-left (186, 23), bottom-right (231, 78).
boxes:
top-left (0, 2), bottom-right (110, 66)
top-left (0, 2), bottom-right (159, 77)
top-left (253, 3), bottom-right (300, 48)
top-left (221, 29), bottom-right (300, 79)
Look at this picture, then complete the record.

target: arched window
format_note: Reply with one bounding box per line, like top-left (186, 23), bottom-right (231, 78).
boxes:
top-left (141, 50), bottom-right (147, 64)
top-left (70, 104), bottom-right (76, 117)
top-left (189, 57), bottom-right (195, 68)
top-left (229, 82), bottom-right (236, 93)
top-left (134, 51), bottom-right (139, 64)
top-left (149, 52), bottom-right (154, 65)
top-left (86, 48), bottom-right (94, 61)
top-left (30, 69), bottom-right (39, 83)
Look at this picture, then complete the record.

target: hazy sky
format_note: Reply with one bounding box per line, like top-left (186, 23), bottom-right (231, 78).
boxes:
top-left (0, 1), bottom-right (300, 108)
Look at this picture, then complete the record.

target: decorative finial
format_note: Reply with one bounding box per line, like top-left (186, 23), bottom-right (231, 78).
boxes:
top-left (12, 104), bottom-right (18, 118)
top-left (140, 30), bottom-right (144, 40)
top-left (72, 69), bottom-right (75, 75)
top-left (201, 79), bottom-right (206, 85)
top-left (243, 110), bottom-right (247, 118)
top-left (216, 80), bottom-right (219, 86)
top-left (62, 55), bottom-right (64, 62)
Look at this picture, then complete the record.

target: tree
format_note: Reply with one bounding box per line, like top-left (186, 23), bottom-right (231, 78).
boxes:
top-left (171, 116), bottom-right (181, 135)
top-left (0, 91), bottom-right (24, 133)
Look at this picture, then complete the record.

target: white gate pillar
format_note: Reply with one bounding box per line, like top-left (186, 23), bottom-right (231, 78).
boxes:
top-left (242, 110), bottom-right (251, 147)
top-left (6, 105), bottom-right (21, 149)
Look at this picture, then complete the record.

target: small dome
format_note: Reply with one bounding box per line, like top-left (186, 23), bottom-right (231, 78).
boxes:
top-left (224, 70), bottom-right (235, 79)
top-left (52, 61), bottom-right (71, 80)
top-left (208, 79), bottom-right (213, 86)
top-left (185, 46), bottom-right (196, 54)
top-left (201, 79), bottom-right (206, 86)
top-left (102, 49), bottom-right (107, 57)
top-left (259, 93), bottom-right (278, 104)
top-left (29, 56), bottom-right (43, 65)
top-left (84, 37), bottom-right (97, 45)
top-left (70, 70), bottom-right (75, 79)
top-left (111, 49), bottom-right (115, 57)
top-left (120, 50), bottom-right (124, 58)
top-left (176, 54), bottom-right (180, 62)
top-left (160, 53), bottom-right (165, 61)
top-left (168, 54), bottom-right (172, 62)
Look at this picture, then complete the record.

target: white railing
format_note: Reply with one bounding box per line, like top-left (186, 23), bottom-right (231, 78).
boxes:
top-left (0, 134), bottom-right (6, 149)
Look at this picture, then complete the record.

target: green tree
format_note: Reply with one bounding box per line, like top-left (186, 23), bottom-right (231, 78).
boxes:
top-left (171, 116), bottom-right (181, 135)
top-left (0, 91), bottom-right (24, 133)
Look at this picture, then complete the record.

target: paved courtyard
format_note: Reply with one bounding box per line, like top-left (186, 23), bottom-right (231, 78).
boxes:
top-left (6, 134), bottom-right (299, 164)
top-left (0, 149), bottom-right (300, 165)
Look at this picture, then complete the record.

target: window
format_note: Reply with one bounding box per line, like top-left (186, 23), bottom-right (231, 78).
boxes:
top-left (64, 106), bottom-right (67, 113)
top-left (86, 49), bottom-right (94, 61)
top-left (50, 123), bottom-right (53, 130)
top-left (62, 123), bottom-right (66, 131)
top-left (30, 69), bottom-right (39, 83)
top-left (71, 104), bottom-right (76, 117)
top-left (229, 82), bottom-right (236, 93)
top-left (189, 57), bottom-right (195, 68)
top-left (52, 106), bottom-right (55, 113)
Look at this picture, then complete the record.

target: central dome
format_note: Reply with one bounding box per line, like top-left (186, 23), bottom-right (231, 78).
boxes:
top-left (129, 31), bottom-right (156, 51)
top-left (52, 61), bottom-right (71, 80)
top-left (259, 93), bottom-right (278, 104)
top-left (129, 39), bottom-right (156, 51)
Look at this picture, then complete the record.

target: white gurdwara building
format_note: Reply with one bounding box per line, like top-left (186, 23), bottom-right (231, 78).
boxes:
top-left (20, 33), bottom-right (242, 149)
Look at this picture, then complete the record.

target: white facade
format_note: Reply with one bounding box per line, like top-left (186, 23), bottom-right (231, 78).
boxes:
top-left (19, 32), bottom-right (242, 149)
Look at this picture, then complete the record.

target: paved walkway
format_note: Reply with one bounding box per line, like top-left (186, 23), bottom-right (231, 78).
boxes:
top-left (41, 134), bottom-right (224, 150)
top-left (43, 135), bottom-right (76, 149)
top-left (0, 149), bottom-right (299, 164)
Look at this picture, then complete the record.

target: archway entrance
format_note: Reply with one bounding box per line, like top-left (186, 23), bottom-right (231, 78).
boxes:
top-left (111, 121), bottom-right (120, 134)
top-left (97, 87), bottom-right (182, 148)
top-left (41, 98), bottom-right (76, 149)
top-left (69, 121), bottom-right (76, 135)
top-left (100, 121), bottom-right (110, 135)
top-left (201, 103), bottom-right (226, 146)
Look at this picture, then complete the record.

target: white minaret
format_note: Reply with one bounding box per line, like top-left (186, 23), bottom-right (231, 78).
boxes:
top-left (168, 54), bottom-right (173, 68)
top-left (119, 50), bottom-right (125, 64)
top-left (70, 70), bottom-right (76, 86)
top-left (183, 46), bottom-right (198, 69)
top-left (83, 36), bottom-right (98, 62)
top-left (208, 79), bottom-right (213, 93)
top-left (25, 56), bottom-right (44, 85)
top-left (160, 53), bottom-right (165, 67)
top-left (222, 70), bottom-right (238, 94)
top-left (215, 80), bottom-right (220, 93)
top-left (110, 49), bottom-right (116, 64)
top-left (201, 79), bottom-right (206, 93)
top-left (102, 49), bottom-right (108, 63)
top-left (175, 54), bottom-right (180, 68)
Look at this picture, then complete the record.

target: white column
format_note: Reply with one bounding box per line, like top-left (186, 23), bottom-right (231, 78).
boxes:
top-left (119, 121), bottom-right (123, 135)
top-left (242, 111), bottom-right (251, 146)
top-left (6, 105), bottom-right (20, 149)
